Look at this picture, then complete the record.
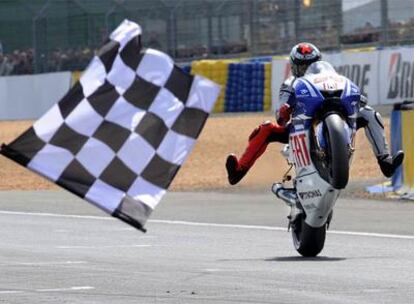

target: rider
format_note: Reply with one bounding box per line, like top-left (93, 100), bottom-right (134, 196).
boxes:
top-left (226, 42), bottom-right (404, 185)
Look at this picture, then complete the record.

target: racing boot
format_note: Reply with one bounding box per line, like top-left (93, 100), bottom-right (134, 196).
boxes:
top-left (225, 154), bottom-right (248, 185)
top-left (358, 105), bottom-right (404, 178)
top-left (377, 151), bottom-right (404, 178)
top-left (225, 121), bottom-right (289, 186)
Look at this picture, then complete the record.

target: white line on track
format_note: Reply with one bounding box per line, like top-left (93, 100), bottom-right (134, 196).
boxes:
top-left (0, 290), bottom-right (24, 294)
top-left (1, 210), bottom-right (414, 240)
top-left (12, 261), bottom-right (87, 266)
top-left (57, 245), bottom-right (151, 249)
top-left (0, 286), bottom-right (94, 295)
top-left (0, 210), bottom-right (113, 221)
top-left (36, 286), bottom-right (94, 292)
top-left (149, 219), bottom-right (414, 240)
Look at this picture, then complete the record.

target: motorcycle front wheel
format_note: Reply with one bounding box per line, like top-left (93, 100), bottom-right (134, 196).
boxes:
top-left (292, 214), bottom-right (326, 257)
top-left (324, 113), bottom-right (350, 189)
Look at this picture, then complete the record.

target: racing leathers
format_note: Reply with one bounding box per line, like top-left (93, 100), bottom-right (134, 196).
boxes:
top-left (225, 76), bottom-right (404, 185)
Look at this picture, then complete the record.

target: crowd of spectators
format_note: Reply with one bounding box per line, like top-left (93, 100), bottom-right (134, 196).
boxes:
top-left (341, 22), bottom-right (381, 44)
top-left (0, 41), bottom-right (248, 76)
top-left (387, 18), bottom-right (414, 43)
top-left (46, 47), bottom-right (94, 72)
top-left (0, 47), bottom-right (95, 76)
top-left (0, 49), bottom-right (34, 76)
top-left (341, 19), bottom-right (414, 45)
top-left (2, 19), bottom-right (414, 76)
top-left (175, 41), bottom-right (248, 59)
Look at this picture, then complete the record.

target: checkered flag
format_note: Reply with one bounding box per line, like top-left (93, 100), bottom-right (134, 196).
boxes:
top-left (1, 20), bottom-right (220, 232)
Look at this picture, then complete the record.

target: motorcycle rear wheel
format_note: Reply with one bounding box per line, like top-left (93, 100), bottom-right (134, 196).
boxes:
top-left (292, 214), bottom-right (326, 257)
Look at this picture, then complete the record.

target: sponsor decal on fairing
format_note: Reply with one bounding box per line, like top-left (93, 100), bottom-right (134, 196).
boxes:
top-left (298, 189), bottom-right (323, 200)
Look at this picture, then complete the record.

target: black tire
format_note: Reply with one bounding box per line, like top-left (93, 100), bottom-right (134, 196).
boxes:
top-left (324, 114), bottom-right (350, 189)
top-left (292, 215), bottom-right (326, 257)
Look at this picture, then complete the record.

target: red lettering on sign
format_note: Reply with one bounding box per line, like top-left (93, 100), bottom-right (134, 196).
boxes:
top-left (290, 133), bottom-right (311, 168)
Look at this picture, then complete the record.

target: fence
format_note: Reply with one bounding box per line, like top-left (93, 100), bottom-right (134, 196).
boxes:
top-left (3, 42), bottom-right (414, 120)
top-left (1, 0), bottom-right (414, 76)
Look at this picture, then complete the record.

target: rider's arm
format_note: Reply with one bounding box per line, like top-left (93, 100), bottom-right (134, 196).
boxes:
top-left (277, 103), bottom-right (292, 126)
top-left (276, 77), bottom-right (296, 126)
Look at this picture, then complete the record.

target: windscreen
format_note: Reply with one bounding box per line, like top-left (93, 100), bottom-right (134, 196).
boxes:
top-left (305, 61), bottom-right (337, 76)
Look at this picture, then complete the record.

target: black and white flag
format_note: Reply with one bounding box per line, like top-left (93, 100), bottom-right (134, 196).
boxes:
top-left (1, 20), bottom-right (220, 231)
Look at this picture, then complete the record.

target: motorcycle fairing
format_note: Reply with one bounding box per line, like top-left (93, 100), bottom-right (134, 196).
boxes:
top-left (287, 61), bottom-right (358, 227)
top-left (288, 127), bottom-right (340, 227)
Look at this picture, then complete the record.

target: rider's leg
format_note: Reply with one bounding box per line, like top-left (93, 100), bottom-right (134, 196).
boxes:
top-left (357, 105), bottom-right (404, 177)
top-left (226, 121), bottom-right (289, 185)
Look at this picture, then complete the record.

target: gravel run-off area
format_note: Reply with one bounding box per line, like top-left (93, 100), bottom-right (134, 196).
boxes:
top-left (0, 113), bottom-right (390, 196)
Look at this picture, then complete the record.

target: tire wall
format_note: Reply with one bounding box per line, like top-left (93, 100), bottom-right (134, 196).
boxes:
top-left (189, 58), bottom-right (273, 113)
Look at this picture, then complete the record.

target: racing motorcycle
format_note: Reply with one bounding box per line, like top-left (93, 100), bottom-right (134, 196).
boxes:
top-left (272, 61), bottom-right (359, 257)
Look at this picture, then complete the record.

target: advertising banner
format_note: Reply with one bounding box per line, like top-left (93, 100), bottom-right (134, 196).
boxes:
top-left (378, 46), bottom-right (414, 105)
top-left (326, 51), bottom-right (379, 105)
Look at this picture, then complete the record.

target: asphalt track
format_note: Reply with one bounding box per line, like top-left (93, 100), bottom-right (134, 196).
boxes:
top-left (0, 190), bottom-right (413, 304)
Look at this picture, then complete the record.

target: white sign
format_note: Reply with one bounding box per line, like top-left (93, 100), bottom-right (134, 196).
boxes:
top-left (0, 72), bottom-right (71, 120)
top-left (271, 57), bottom-right (290, 110)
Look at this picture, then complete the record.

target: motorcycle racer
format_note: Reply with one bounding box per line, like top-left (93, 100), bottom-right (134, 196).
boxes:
top-left (226, 42), bottom-right (404, 185)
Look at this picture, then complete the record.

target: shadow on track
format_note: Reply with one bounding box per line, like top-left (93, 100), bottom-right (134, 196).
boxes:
top-left (266, 256), bottom-right (346, 262)
top-left (217, 256), bottom-right (346, 262)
